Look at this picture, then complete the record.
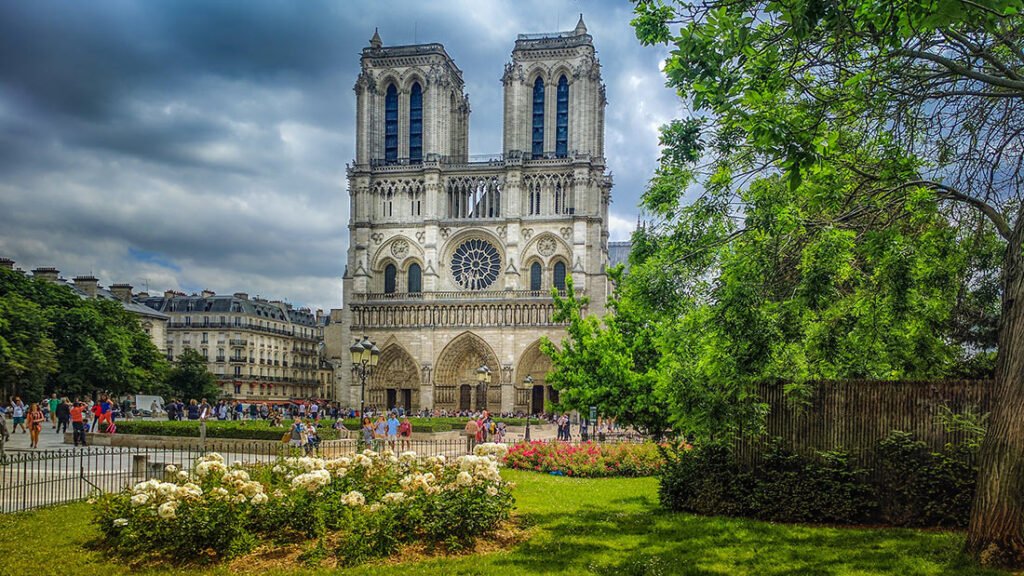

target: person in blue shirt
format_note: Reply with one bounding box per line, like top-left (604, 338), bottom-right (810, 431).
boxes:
top-left (386, 412), bottom-right (400, 451)
top-left (373, 415), bottom-right (387, 452)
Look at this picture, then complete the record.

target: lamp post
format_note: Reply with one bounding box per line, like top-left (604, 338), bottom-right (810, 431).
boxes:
top-left (523, 375), bottom-right (533, 442)
top-left (349, 335), bottom-right (380, 428)
top-left (476, 365), bottom-right (491, 413)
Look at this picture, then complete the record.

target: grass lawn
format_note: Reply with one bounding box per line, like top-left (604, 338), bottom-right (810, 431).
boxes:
top-left (0, 470), bottom-right (1005, 576)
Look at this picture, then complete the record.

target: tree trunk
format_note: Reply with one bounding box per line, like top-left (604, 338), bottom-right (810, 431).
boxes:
top-left (968, 225), bottom-right (1024, 568)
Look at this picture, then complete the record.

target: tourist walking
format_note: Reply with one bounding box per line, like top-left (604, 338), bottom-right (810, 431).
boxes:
top-left (373, 415), bottom-right (387, 452)
top-left (386, 412), bottom-right (400, 451)
top-left (10, 398), bottom-right (26, 434)
top-left (48, 394), bottom-right (59, 429)
top-left (70, 401), bottom-right (88, 447)
top-left (27, 403), bottom-right (44, 448)
top-left (288, 418), bottom-right (306, 449)
top-left (464, 418), bottom-right (479, 454)
top-left (398, 416), bottom-right (412, 451)
top-left (55, 398), bottom-right (70, 434)
top-left (360, 417), bottom-right (373, 450)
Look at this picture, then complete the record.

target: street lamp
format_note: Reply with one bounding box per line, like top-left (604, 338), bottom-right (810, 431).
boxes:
top-left (476, 365), bottom-right (491, 412)
top-left (523, 375), bottom-right (533, 442)
top-left (349, 335), bottom-right (380, 425)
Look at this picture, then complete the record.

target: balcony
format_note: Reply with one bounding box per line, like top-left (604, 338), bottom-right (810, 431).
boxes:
top-left (349, 288), bottom-right (578, 304)
top-left (215, 356), bottom-right (226, 363)
top-left (229, 338), bottom-right (247, 347)
top-left (229, 357), bottom-right (245, 364)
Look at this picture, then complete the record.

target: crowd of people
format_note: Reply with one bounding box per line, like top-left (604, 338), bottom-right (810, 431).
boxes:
top-left (0, 394), bottom-right (125, 448)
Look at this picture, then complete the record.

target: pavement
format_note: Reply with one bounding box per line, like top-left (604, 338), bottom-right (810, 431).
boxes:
top-left (1, 420), bottom-right (75, 453)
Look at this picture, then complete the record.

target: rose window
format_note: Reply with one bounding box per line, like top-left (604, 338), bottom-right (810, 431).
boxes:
top-left (450, 239), bottom-right (501, 290)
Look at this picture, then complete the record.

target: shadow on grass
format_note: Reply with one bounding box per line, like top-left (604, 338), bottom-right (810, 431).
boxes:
top-left (497, 505), bottom-right (1004, 576)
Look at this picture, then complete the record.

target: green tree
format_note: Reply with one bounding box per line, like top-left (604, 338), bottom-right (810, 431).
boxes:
top-left (0, 293), bottom-right (58, 401)
top-left (165, 348), bottom-right (220, 402)
top-left (542, 274), bottom-right (670, 437)
top-left (631, 0), bottom-right (1024, 564)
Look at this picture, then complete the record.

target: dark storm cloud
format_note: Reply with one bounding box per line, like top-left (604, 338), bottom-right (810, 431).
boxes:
top-left (0, 0), bottom-right (679, 311)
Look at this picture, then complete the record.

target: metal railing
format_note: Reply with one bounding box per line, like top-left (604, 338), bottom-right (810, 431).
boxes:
top-left (0, 437), bottom-right (642, 514)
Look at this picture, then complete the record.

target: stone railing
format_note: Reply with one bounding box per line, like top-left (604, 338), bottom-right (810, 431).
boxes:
top-left (349, 289), bottom-right (578, 303)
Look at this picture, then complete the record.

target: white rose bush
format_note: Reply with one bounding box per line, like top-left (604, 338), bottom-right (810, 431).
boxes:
top-left (93, 448), bottom-right (514, 565)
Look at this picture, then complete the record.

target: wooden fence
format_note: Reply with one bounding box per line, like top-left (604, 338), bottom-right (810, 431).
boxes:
top-left (738, 379), bottom-right (995, 464)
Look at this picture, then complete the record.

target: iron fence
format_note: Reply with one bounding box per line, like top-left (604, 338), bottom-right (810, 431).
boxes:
top-left (0, 436), bottom-right (644, 514)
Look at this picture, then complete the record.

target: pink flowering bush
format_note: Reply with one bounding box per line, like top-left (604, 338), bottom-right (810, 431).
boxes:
top-left (503, 441), bottom-right (664, 477)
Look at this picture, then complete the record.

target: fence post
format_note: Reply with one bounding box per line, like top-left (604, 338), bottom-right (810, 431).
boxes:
top-left (132, 454), bottom-right (149, 482)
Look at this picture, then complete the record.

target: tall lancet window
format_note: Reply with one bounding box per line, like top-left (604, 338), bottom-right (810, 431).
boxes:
top-left (532, 77), bottom-right (544, 158)
top-left (384, 264), bottom-right (397, 294)
top-left (556, 75), bottom-right (569, 158)
top-left (385, 84), bottom-right (398, 164)
top-left (409, 82), bottom-right (423, 162)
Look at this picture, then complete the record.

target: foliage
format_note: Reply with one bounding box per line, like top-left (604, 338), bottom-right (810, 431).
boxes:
top-left (165, 349), bottom-right (221, 402)
top-left (0, 268), bottom-right (167, 400)
top-left (3, 471), bottom-right (1005, 576)
top-left (111, 417), bottom-right (488, 439)
top-left (502, 441), bottom-right (664, 477)
top-left (542, 274), bottom-right (671, 437)
top-left (93, 447), bottom-right (514, 565)
top-left (660, 431), bottom-right (977, 528)
top-left (0, 293), bottom-right (58, 401)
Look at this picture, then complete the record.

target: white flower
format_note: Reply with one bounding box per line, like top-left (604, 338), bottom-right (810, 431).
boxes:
top-left (232, 494), bottom-right (247, 504)
top-left (381, 492), bottom-right (406, 504)
top-left (157, 501), bottom-right (178, 519)
top-left (291, 469), bottom-right (331, 492)
top-left (340, 490), bottom-right (365, 507)
top-left (486, 486), bottom-right (499, 497)
top-left (113, 518), bottom-right (129, 527)
top-left (202, 452), bottom-right (225, 463)
top-left (456, 471), bottom-right (473, 486)
top-left (210, 487), bottom-right (229, 499)
top-left (130, 493), bottom-right (150, 507)
top-left (177, 471), bottom-right (189, 481)
top-left (164, 464), bottom-right (178, 474)
top-left (368, 502), bottom-right (383, 512)
top-left (251, 493), bottom-right (268, 505)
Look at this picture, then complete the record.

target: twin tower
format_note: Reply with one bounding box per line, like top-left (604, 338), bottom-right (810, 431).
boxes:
top-left (337, 16), bottom-right (614, 415)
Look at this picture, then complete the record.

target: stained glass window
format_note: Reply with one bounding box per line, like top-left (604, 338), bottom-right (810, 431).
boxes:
top-left (384, 263), bottom-right (397, 294)
top-left (409, 82), bottom-right (423, 162)
top-left (450, 239), bottom-right (501, 290)
top-left (530, 262), bottom-right (542, 291)
top-left (408, 263), bottom-right (422, 293)
top-left (385, 84), bottom-right (398, 163)
top-left (532, 77), bottom-right (544, 158)
top-left (556, 75), bottom-right (568, 158)
top-left (553, 261), bottom-right (567, 291)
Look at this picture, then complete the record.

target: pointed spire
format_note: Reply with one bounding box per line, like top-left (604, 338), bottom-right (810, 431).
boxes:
top-left (574, 13), bottom-right (587, 35)
top-left (369, 27), bottom-right (382, 48)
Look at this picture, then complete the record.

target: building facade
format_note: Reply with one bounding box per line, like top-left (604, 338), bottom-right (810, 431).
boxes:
top-left (338, 17), bottom-right (614, 414)
top-left (140, 292), bottom-right (323, 402)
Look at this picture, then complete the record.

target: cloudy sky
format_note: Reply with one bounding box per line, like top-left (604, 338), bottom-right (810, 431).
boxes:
top-left (0, 0), bottom-right (681, 311)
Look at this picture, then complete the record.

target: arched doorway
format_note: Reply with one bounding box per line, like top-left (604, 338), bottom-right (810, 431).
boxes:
top-left (367, 344), bottom-right (420, 412)
top-left (434, 332), bottom-right (501, 412)
top-left (516, 339), bottom-right (556, 415)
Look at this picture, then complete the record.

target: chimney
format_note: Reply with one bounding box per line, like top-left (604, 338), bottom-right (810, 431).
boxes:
top-left (137, 291), bottom-right (150, 298)
top-left (201, 289), bottom-right (215, 298)
top-left (73, 275), bottom-right (100, 298)
top-left (164, 289), bottom-right (177, 299)
top-left (110, 283), bottom-right (133, 303)
top-left (32, 267), bottom-right (60, 282)
top-left (0, 257), bottom-right (13, 270)
top-left (233, 292), bottom-right (249, 300)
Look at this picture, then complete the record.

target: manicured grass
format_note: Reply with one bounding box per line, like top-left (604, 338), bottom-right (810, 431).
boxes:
top-left (0, 471), bottom-right (1005, 575)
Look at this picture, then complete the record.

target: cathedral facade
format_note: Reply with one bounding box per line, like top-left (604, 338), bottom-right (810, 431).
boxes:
top-left (337, 17), bottom-right (613, 414)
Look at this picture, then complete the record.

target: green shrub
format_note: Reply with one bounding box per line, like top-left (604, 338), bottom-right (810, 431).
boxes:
top-left (659, 432), bottom-right (976, 528)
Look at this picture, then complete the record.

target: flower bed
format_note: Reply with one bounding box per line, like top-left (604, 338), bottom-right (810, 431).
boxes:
top-left (503, 441), bottom-right (664, 477)
top-left (92, 444), bottom-right (514, 565)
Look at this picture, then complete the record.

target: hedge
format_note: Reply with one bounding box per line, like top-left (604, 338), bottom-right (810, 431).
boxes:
top-left (112, 418), bottom-right (459, 440)
top-left (659, 431), bottom-right (976, 528)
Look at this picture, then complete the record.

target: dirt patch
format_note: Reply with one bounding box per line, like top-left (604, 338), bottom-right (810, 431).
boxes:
top-left (229, 518), bottom-right (531, 572)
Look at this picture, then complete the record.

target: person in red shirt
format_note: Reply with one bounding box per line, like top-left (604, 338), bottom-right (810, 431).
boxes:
top-left (70, 401), bottom-right (88, 447)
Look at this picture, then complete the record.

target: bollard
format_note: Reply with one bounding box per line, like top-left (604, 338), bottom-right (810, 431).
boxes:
top-left (131, 454), bottom-right (149, 482)
top-left (199, 420), bottom-right (207, 448)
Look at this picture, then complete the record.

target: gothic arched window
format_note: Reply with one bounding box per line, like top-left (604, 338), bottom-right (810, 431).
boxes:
top-left (532, 77), bottom-right (544, 158)
top-left (384, 264), bottom-right (397, 294)
top-left (408, 263), bottom-right (422, 293)
top-left (553, 261), bottom-right (567, 291)
top-left (385, 84), bottom-right (398, 164)
top-left (409, 82), bottom-right (423, 162)
top-left (530, 262), bottom-right (542, 291)
top-left (556, 75), bottom-right (569, 158)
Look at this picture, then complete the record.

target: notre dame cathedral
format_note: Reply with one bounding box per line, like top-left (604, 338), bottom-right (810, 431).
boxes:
top-left (335, 16), bottom-right (616, 414)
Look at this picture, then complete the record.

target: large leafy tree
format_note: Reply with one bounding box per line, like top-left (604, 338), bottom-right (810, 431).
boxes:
top-left (542, 274), bottom-right (670, 437)
top-left (165, 348), bottom-right (220, 402)
top-left (0, 268), bottom-right (167, 400)
top-left (632, 0), bottom-right (1024, 566)
top-left (0, 294), bottom-right (58, 400)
